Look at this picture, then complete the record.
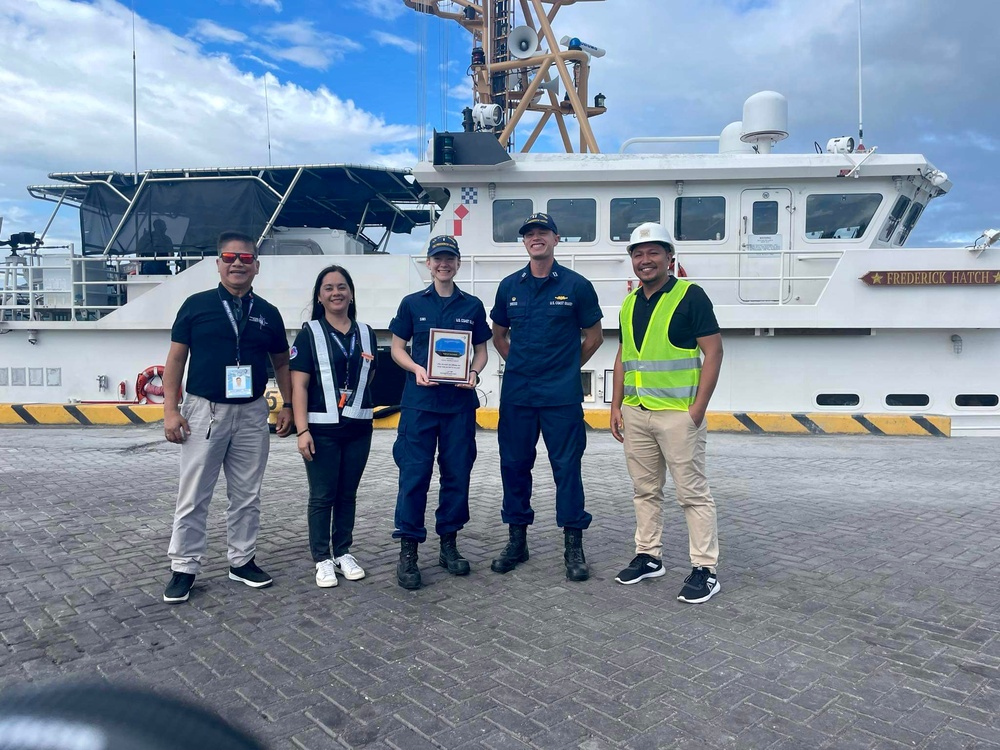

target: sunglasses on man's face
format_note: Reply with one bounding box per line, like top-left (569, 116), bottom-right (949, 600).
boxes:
top-left (219, 252), bottom-right (257, 264)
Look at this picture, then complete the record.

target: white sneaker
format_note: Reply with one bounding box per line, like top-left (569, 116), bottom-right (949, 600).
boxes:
top-left (315, 559), bottom-right (338, 588)
top-left (333, 553), bottom-right (366, 581)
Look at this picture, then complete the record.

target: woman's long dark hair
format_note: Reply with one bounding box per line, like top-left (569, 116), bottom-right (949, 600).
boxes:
top-left (310, 265), bottom-right (357, 321)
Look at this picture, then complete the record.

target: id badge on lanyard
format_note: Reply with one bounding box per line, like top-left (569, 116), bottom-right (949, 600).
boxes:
top-left (221, 292), bottom-right (254, 398)
top-left (331, 327), bottom-right (357, 409)
top-left (226, 366), bottom-right (253, 398)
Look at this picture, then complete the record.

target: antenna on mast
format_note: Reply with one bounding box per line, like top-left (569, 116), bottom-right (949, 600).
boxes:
top-left (131, 0), bottom-right (139, 181)
top-left (264, 73), bottom-right (273, 166)
top-left (856, 0), bottom-right (865, 152)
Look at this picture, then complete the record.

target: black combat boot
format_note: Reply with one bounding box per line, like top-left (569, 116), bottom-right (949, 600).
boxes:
top-left (438, 532), bottom-right (471, 576)
top-left (564, 528), bottom-right (590, 582)
top-left (396, 537), bottom-right (421, 590)
top-left (490, 524), bottom-right (529, 574)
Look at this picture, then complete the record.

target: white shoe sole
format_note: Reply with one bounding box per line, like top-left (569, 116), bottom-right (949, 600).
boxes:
top-left (615, 566), bottom-right (666, 585)
top-left (316, 576), bottom-right (338, 588)
top-left (228, 572), bottom-right (273, 588)
top-left (677, 581), bottom-right (721, 603)
top-left (163, 591), bottom-right (190, 603)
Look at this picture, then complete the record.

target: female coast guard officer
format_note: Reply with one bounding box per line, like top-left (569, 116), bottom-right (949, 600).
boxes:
top-left (389, 235), bottom-right (491, 590)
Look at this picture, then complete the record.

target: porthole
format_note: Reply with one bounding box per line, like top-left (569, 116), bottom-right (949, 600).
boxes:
top-left (955, 394), bottom-right (999, 408)
top-left (885, 394), bottom-right (930, 408)
top-left (816, 393), bottom-right (860, 407)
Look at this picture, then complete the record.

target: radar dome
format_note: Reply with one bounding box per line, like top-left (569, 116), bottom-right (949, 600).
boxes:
top-left (740, 91), bottom-right (788, 153)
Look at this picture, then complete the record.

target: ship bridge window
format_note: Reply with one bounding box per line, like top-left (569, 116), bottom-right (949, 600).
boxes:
top-left (878, 195), bottom-right (910, 243)
top-left (675, 197), bottom-right (726, 241)
top-left (805, 193), bottom-right (883, 240)
top-left (547, 199), bottom-right (596, 242)
top-left (610, 198), bottom-right (660, 241)
top-left (493, 199), bottom-right (533, 243)
top-left (894, 201), bottom-right (924, 246)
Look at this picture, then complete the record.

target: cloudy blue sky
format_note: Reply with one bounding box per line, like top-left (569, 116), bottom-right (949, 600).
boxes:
top-left (0, 0), bottom-right (996, 250)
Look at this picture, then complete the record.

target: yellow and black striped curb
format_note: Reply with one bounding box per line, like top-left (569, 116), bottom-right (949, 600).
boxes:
top-left (0, 404), bottom-right (950, 436)
top-left (0, 403), bottom-right (166, 426)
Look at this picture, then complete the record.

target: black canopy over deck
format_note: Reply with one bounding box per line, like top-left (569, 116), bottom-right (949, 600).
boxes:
top-left (28, 164), bottom-right (433, 256)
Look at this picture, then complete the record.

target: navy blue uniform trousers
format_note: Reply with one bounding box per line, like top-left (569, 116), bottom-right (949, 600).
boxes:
top-left (392, 408), bottom-right (477, 542)
top-left (497, 402), bottom-right (593, 530)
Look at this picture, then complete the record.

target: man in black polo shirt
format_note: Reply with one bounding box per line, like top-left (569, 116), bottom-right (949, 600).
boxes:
top-left (161, 231), bottom-right (292, 604)
top-left (610, 222), bottom-right (724, 604)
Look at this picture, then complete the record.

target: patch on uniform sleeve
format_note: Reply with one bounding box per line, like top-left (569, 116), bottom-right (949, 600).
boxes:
top-left (289, 345), bottom-right (298, 359)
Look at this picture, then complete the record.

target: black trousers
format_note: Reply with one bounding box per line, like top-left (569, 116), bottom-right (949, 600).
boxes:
top-left (303, 426), bottom-right (373, 562)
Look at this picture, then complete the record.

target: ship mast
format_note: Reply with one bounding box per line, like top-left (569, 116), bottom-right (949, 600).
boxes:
top-left (402, 0), bottom-right (607, 154)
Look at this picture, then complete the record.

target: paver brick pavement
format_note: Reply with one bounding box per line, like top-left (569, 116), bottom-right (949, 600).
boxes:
top-left (1, 426), bottom-right (999, 748)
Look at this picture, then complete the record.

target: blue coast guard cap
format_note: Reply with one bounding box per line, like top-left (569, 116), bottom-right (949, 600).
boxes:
top-left (518, 212), bottom-right (558, 235)
top-left (427, 235), bottom-right (461, 257)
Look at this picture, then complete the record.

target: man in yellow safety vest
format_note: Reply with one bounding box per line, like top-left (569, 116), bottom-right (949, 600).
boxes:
top-left (610, 222), bottom-right (725, 603)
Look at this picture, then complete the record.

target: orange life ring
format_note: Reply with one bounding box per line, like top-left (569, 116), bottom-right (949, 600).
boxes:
top-left (669, 258), bottom-right (688, 278)
top-left (136, 365), bottom-right (170, 404)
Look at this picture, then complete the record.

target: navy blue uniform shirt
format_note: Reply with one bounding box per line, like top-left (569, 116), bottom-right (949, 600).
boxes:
top-left (171, 284), bottom-right (288, 404)
top-left (389, 285), bottom-right (492, 413)
top-left (491, 261), bottom-right (603, 406)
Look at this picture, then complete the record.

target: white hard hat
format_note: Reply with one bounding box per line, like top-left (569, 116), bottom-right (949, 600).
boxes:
top-left (627, 222), bottom-right (674, 253)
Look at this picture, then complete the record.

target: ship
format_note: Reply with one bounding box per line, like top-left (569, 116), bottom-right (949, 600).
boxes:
top-left (1, 0), bottom-right (998, 436)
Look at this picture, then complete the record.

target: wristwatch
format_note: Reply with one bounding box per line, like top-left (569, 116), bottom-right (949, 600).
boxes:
top-left (470, 369), bottom-right (481, 386)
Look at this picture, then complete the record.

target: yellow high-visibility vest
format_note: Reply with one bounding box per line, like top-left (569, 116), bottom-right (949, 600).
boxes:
top-left (621, 280), bottom-right (701, 411)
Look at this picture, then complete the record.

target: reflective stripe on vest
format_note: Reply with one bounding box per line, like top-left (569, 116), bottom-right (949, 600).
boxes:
top-left (306, 320), bottom-right (374, 424)
top-left (620, 279), bottom-right (701, 411)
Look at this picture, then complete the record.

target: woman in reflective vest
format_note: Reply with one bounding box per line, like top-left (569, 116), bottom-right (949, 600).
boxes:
top-left (290, 265), bottom-right (377, 589)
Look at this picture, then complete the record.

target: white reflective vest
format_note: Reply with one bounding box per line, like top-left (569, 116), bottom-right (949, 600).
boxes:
top-left (305, 320), bottom-right (374, 424)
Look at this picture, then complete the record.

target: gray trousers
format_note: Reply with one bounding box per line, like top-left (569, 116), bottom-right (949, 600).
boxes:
top-left (168, 394), bottom-right (270, 574)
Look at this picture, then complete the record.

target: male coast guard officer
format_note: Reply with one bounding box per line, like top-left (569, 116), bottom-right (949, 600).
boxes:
top-left (610, 222), bottom-right (724, 603)
top-left (161, 231), bottom-right (292, 604)
top-left (490, 213), bottom-right (603, 581)
top-left (389, 235), bottom-right (491, 589)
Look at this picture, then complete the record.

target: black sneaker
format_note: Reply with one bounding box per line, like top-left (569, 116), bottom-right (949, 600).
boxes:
top-left (677, 566), bottom-right (720, 603)
top-left (614, 554), bottom-right (666, 585)
top-left (228, 558), bottom-right (273, 588)
top-left (163, 572), bottom-right (196, 603)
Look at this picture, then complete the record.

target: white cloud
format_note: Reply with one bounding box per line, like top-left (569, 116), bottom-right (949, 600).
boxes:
top-left (190, 19), bottom-right (248, 44)
top-left (0, 0), bottom-right (415, 240)
top-left (350, 0), bottom-right (405, 20)
top-left (247, 0), bottom-right (282, 10)
top-left (259, 20), bottom-right (363, 69)
top-left (372, 31), bottom-right (419, 54)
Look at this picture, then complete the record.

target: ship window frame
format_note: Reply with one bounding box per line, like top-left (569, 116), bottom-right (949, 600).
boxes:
top-left (673, 196), bottom-right (727, 243)
top-left (610, 197), bottom-right (661, 243)
top-left (893, 200), bottom-right (924, 246)
top-left (954, 394), bottom-right (999, 408)
top-left (803, 193), bottom-right (884, 242)
top-left (547, 198), bottom-right (597, 243)
top-left (877, 195), bottom-right (910, 243)
top-left (884, 393), bottom-right (930, 409)
top-left (492, 198), bottom-right (533, 243)
top-left (815, 393), bottom-right (861, 408)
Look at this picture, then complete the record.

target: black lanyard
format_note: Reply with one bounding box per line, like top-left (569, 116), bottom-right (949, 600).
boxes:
top-left (330, 326), bottom-right (357, 392)
top-left (220, 290), bottom-right (253, 365)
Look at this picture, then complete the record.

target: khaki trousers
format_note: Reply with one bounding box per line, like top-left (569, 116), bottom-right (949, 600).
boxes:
top-left (168, 394), bottom-right (270, 574)
top-left (622, 405), bottom-right (718, 570)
